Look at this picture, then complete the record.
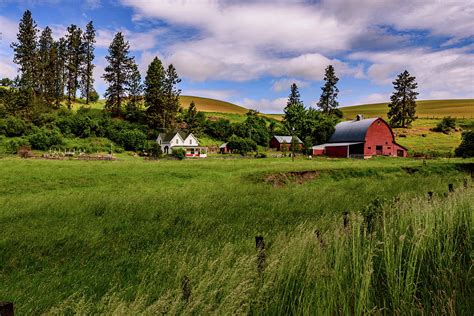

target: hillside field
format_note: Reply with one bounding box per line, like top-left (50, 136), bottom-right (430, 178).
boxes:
top-left (341, 99), bottom-right (474, 120)
top-left (0, 157), bottom-right (473, 314)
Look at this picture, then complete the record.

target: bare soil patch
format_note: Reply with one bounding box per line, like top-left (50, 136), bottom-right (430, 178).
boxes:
top-left (264, 170), bottom-right (320, 187)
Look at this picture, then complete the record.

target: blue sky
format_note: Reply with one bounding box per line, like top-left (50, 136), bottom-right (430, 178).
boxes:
top-left (0, 0), bottom-right (473, 113)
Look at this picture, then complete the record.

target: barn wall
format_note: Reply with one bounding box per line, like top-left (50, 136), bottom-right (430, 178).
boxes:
top-left (313, 148), bottom-right (325, 156)
top-left (269, 137), bottom-right (281, 149)
top-left (364, 118), bottom-right (406, 157)
top-left (326, 146), bottom-right (348, 158)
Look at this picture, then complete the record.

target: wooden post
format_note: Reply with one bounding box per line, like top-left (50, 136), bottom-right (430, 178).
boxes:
top-left (314, 229), bottom-right (325, 247)
top-left (464, 178), bottom-right (469, 188)
top-left (181, 275), bottom-right (191, 303)
top-left (0, 302), bottom-right (14, 316)
top-left (427, 191), bottom-right (433, 201)
top-left (449, 183), bottom-right (454, 193)
top-left (343, 211), bottom-right (349, 228)
top-left (255, 236), bottom-right (266, 273)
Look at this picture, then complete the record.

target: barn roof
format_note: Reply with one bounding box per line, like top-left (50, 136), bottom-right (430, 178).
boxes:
top-left (273, 135), bottom-right (303, 144)
top-left (219, 143), bottom-right (228, 148)
top-left (329, 118), bottom-right (378, 143)
top-left (313, 142), bottom-right (363, 149)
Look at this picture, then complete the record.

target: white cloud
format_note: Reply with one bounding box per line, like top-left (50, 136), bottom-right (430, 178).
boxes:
top-left (349, 46), bottom-right (474, 99)
top-left (241, 97), bottom-right (287, 113)
top-left (272, 78), bottom-right (309, 92)
top-left (96, 28), bottom-right (164, 51)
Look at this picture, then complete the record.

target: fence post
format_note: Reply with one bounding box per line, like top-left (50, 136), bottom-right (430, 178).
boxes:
top-left (427, 191), bottom-right (433, 201)
top-left (181, 275), bottom-right (191, 303)
top-left (255, 236), bottom-right (266, 273)
top-left (464, 178), bottom-right (469, 188)
top-left (314, 229), bottom-right (325, 246)
top-left (0, 302), bottom-right (14, 316)
top-left (448, 183), bottom-right (454, 193)
top-left (343, 211), bottom-right (349, 228)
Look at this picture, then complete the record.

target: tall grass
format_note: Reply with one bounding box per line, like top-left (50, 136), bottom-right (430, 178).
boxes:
top-left (47, 187), bottom-right (473, 315)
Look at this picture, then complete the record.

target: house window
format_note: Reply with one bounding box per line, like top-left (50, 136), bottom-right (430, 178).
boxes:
top-left (376, 145), bottom-right (382, 151)
top-left (176, 139), bottom-right (178, 144)
top-left (190, 139), bottom-right (192, 144)
top-left (159, 140), bottom-right (161, 144)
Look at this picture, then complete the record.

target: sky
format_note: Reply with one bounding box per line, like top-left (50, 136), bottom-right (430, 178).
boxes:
top-left (0, 0), bottom-right (473, 113)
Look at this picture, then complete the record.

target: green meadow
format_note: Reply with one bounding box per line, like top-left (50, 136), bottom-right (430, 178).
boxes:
top-left (0, 157), bottom-right (472, 314)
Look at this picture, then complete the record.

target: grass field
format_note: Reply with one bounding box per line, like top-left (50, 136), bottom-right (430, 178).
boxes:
top-left (341, 99), bottom-right (474, 120)
top-left (180, 96), bottom-right (248, 114)
top-left (0, 157), bottom-right (472, 313)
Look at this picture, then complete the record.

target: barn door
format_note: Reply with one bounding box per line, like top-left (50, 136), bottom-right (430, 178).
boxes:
top-left (376, 145), bottom-right (383, 155)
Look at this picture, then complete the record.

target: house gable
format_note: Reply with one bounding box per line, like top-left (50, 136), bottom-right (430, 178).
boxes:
top-left (183, 133), bottom-right (199, 146)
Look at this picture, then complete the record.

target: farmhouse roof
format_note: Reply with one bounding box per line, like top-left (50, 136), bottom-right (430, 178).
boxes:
top-left (159, 130), bottom-right (188, 142)
top-left (329, 118), bottom-right (378, 143)
top-left (273, 135), bottom-right (303, 144)
top-left (219, 143), bottom-right (228, 148)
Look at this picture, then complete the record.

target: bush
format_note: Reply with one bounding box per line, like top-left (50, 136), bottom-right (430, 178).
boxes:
top-left (0, 116), bottom-right (29, 137)
top-left (89, 90), bottom-right (100, 102)
top-left (432, 116), bottom-right (456, 133)
top-left (455, 130), bottom-right (474, 158)
top-left (4, 138), bottom-right (31, 154)
top-left (171, 148), bottom-right (186, 160)
top-left (17, 146), bottom-right (33, 158)
top-left (28, 127), bottom-right (64, 150)
top-left (227, 135), bottom-right (257, 156)
top-left (115, 129), bottom-right (147, 151)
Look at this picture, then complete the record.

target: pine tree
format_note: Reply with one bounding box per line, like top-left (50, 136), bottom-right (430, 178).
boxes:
top-left (38, 26), bottom-right (55, 103)
top-left (144, 57), bottom-right (166, 129)
top-left (65, 24), bottom-right (84, 108)
top-left (283, 83), bottom-right (306, 138)
top-left (163, 64), bottom-right (181, 127)
top-left (55, 37), bottom-right (67, 107)
top-left (11, 10), bottom-right (39, 94)
top-left (317, 65), bottom-right (339, 114)
top-left (103, 32), bottom-right (135, 116)
top-left (124, 61), bottom-right (143, 121)
top-left (80, 21), bottom-right (96, 104)
top-left (387, 70), bottom-right (418, 128)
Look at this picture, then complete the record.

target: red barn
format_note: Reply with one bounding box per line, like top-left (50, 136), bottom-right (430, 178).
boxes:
top-left (312, 116), bottom-right (408, 158)
top-left (270, 135), bottom-right (303, 151)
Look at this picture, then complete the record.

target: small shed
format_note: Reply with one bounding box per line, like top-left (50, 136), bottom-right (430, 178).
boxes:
top-left (219, 143), bottom-right (230, 154)
top-left (270, 135), bottom-right (303, 151)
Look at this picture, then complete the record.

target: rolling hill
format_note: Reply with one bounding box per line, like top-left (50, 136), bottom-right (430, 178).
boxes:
top-left (341, 99), bottom-right (474, 119)
top-left (179, 95), bottom-right (248, 114)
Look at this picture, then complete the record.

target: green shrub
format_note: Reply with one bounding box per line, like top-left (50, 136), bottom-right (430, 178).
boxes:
top-left (0, 116), bottom-right (29, 137)
top-left (89, 90), bottom-right (100, 102)
top-left (4, 138), bottom-right (31, 154)
top-left (227, 135), bottom-right (257, 156)
top-left (115, 129), bottom-right (147, 151)
top-left (455, 130), bottom-right (474, 158)
top-left (171, 148), bottom-right (186, 160)
top-left (432, 116), bottom-right (456, 133)
top-left (28, 127), bottom-right (64, 150)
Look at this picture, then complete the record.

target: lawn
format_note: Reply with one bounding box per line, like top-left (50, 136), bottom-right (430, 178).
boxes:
top-left (0, 156), bottom-right (472, 313)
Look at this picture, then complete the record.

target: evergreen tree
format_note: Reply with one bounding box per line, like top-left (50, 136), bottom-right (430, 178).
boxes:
top-left (163, 64), bottom-right (181, 127)
top-left (283, 83), bottom-right (306, 138)
top-left (80, 21), bottom-right (96, 104)
top-left (38, 26), bottom-right (55, 103)
top-left (54, 38), bottom-right (67, 107)
top-left (124, 62), bottom-right (143, 121)
top-left (11, 10), bottom-right (39, 94)
top-left (317, 65), bottom-right (339, 114)
top-left (387, 70), bottom-right (418, 128)
top-left (183, 101), bottom-right (205, 135)
top-left (103, 32), bottom-right (135, 116)
top-left (65, 24), bottom-right (84, 108)
top-left (144, 57), bottom-right (166, 129)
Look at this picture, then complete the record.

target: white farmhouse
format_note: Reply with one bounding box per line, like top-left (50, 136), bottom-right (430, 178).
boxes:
top-left (156, 130), bottom-right (208, 157)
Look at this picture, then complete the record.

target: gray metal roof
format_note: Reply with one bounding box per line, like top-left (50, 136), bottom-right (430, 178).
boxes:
top-left (329, 118), bottom-right (378, 143)
top-left (273, 135), bottom-right (303, 144)
top-left (313, 142), bottom-right (364, 148)
top-left (219, 143), bottom-right (228, 148)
